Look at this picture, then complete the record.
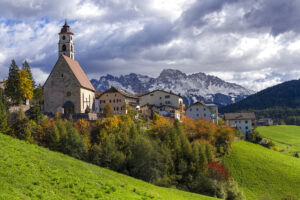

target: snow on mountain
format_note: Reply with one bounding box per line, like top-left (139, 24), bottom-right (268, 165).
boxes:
top-left (90, 69), bottom-right (255, 107)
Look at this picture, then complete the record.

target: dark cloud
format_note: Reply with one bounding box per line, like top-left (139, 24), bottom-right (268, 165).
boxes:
top-left (244, 0), bottom-right (300, 35)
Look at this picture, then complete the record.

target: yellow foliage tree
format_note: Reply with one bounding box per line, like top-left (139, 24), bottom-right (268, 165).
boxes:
top-left (18, 69), bottom-right (33, 100)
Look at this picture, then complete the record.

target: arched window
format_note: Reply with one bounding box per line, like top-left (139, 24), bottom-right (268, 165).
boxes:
top-left (62, 35), bottom-right (66, 40)
top-left (71, 45), bottom-right (73, 51)
top-left (62, 45), bottom-right (66, 51)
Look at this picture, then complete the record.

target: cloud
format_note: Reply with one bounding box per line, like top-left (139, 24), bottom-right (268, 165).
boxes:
top-left (1, 0), bottom-right (300, 91)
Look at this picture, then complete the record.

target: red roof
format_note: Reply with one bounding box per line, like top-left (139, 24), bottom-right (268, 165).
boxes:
top-left (62, 55), bottom-right (95, 91)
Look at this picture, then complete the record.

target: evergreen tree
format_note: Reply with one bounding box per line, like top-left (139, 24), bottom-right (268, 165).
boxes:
top-left (103, 103), bottom-right (114, 118)
top-left (5, 60), bottom-right (22, 104)
top-left (22, 60), bottom-right (35, 88)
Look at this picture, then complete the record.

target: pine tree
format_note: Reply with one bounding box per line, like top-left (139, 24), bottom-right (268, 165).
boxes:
top-left (5, 60), bottom-right (22, 104)
top-left (22, 60), bottom-right (35, 88)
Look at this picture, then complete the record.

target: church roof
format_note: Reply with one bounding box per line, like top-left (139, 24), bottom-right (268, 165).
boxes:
top-left (62, 55), bottom-right (96, 91)
top-left (59, 19), bottom-right (74, 35)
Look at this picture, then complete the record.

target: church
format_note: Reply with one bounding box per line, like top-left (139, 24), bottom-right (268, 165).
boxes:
top-left (43, 20), bottom-right (96, 115)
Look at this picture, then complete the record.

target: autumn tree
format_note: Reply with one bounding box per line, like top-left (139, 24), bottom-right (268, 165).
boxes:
top-left (18, 69), bottom-right (34, 101)
top-left (22, 60), bottom-right (35, 88)
top-left (103, 103), bottom-right (114, 118)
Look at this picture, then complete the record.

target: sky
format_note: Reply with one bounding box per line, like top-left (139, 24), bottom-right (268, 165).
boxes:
top-left (1, 0), bottom-right (300, 91)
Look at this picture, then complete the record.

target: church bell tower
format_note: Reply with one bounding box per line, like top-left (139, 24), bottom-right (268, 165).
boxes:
top-left (58, 19), bottom-right (74, 60)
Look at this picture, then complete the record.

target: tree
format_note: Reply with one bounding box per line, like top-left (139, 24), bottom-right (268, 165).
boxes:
top-left (22, 60), bottom-right (35, 88)
top-left (33, 85), bottom-right (44, 106)
top-left (5, 60), bottom-right (22, 104)
top-left (18, 69), bottom-right (34, 101)
top-left (0, 100), bottom-right (8, 134)
top-left (103, 103), bottom-right (114, 118)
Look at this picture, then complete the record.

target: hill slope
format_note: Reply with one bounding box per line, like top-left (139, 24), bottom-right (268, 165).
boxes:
top-left (91, 69), bottom-right (253, 107)
top-left (257, 125), bottom-right (300, 156)
top-left (0, 133), bottom-right (216, 200)
top-left (220, 79), bottom-right (300, 113)
top-left (224, 141), bottom-right (300, 200)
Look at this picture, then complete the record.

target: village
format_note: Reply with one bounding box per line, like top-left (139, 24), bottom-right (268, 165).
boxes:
top-left (20, 20), bottom-right (267, 137)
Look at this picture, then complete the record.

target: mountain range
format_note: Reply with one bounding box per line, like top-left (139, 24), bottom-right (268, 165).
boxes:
top-left (91, 69), bottom-right (254, 107)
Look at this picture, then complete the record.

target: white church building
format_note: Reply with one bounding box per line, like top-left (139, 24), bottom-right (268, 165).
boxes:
top-left (43, 20), bottom-right (96, 116)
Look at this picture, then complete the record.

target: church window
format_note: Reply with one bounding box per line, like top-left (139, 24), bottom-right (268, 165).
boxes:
top-left (62, 45), bottom-right (66, 51)
top-left (67, 92), bottom-right (71, 97)
top-left (62, 35), bottom-right (65, 40)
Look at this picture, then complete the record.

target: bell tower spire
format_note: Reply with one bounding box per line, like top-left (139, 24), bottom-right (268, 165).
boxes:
top-left (58, 19), bottom-right (74, 60)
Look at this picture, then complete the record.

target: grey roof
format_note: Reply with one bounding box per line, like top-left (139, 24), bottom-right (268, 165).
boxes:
top-left (139, 89), bottom-right (183, 98)
top-left (224, 112), bottom-right (256, 120)
top-left (101, 86), bottom-right (138, 99)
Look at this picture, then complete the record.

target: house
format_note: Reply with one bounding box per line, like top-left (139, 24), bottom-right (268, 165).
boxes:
top-left (97, 86), bottom-right (139, 115)
top-left (257, 118), bottom-right (273, 126)
top-left (139, 90), bottom-right (185, 120)
top-left (224, 112), bottom-right (256, 135)
top-left (186, 100), bottom-right (218, 124)
top-left (44, 20), bottom-right (96, 116)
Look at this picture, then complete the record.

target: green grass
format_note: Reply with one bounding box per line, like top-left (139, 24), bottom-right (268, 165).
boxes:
top-left (0, 133), bottom-right (216, 200)
top-left (257, 125), bottom-right (300, 156)
top-left (224, 141), bottom-right (300, 200)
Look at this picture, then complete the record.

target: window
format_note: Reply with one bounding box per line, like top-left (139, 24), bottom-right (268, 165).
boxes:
top-left (165, 95), bottom-right (170, 99)
top-left (113, 99), bottom-right (115, 103)
top-left (61, 74), bottom-right (64, 77)
top-left (160, 97), bottom-right (162, 99)
top-left (71, 45), bottom-right (73, 51)
top-left (62, 45), bottom-right (66, 51)
top-left (204, 108), bottom-right (206, 111)
top-left (196, 108), bottom-right (199, 111)
top-left (245, 120), bottom-right (248, 124)
top-left (150, 94), bottom-right (154, 96)
top-left (67, 92), bottom-right (71, 97)
top-left (190, 108), bottom-right (192, 111)
top-left (204, 114), bottom-right (206, 117)
top-left (165, 101), bottom-right (171, 104)
top-left (115, 94), bottom-right (117, 96)
top-left (116, 107), bottom-right (119, 111)
top-left (196, 114), bottom-right (199, 117)
top-left (109, 100), bottom-right (112, 103)
top-left (62, 35), bottom-right (65, 40)
top-left (246, 126), bottom-right (248, 130)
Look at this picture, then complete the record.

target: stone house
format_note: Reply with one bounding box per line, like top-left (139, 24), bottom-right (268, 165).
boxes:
top-left (97, 86), bottom-right (139, 115)
top-left (224, 112), bottom-right (256, 135)
top-left (186, 100), bottom-right (218, 124)
top-left (43, 20), bottom-right (96, 115)
top-left (139, 90), bottom-right (185, 119)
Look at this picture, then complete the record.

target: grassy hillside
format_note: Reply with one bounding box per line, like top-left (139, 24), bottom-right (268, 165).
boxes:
top-left (0, 133), bottom-right (216, 200)
top-left (256, 125), bottom-right (300, 156)
top-left (224, 141), bottom-right (300, 200)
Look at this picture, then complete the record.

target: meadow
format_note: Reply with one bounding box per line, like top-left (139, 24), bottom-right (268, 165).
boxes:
top-left (224, 141), bottom-right (300, 200)
top-left (256, 125), bottom-right (300, 156)
top-left (0, 133), bottom-right (217, 200)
